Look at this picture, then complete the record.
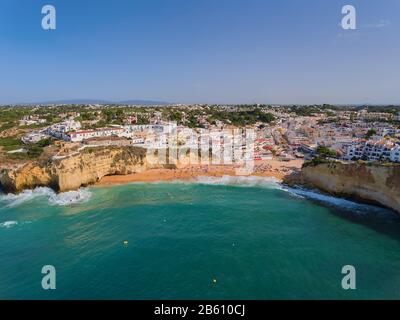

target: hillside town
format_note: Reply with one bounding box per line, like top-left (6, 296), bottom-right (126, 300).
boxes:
top-left (1, 104), bottom-right (400, 167)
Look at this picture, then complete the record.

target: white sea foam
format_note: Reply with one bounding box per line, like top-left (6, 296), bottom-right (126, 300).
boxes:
top-left (194, 175), bottom-right (280, 188)
top-left (48, 189), bottom-right (91, 206)
top-left (0, 187), bottom-right (91, 207)
top-left (0, 177), bottom-right (391, 215)
top-left (281, 186), bottom-right (391, 215)
top-left (0, 187), bottom-right (53, 207)
top-left (0, 221), bottom-right (18, 228)
top-left (194, 176), bottom-right (391, 214)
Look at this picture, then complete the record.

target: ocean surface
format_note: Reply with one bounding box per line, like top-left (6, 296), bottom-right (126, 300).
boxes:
top-left (1, 176), bottom-right (400, 300)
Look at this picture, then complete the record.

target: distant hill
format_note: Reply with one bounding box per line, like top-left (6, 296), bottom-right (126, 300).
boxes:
top-left (10, 99), bottom-right (170, 106)
top-left (119, 99), bottom-right (170, 105)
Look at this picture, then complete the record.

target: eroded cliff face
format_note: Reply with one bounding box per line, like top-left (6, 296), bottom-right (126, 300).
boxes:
top-left (287, 162), bottom-right (400, 213)
top-left (0, 146), bottom-right (153, 193)
top-left (0, 163), bottom-right (53, 193)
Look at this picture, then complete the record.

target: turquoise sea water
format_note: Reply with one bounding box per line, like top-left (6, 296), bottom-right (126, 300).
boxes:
top-left (1, 176), bottom-right (400, 300)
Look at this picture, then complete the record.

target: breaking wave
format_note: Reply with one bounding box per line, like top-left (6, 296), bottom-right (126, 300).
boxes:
top-left (281, 186), bottom-right (395, 216)
top-left (192, 176), bottom-right (394, 215)
top-left (0, 177), bottom-right (393, 217)
top-left (0, 221), bottom-right (18, 228)
top-left (194, 175), bottom-right (281, 188)
top-left (0, 187), bottom-right (91, 207)
top-left (0, 220), bottom-right (32, 229)
top-left (48, 189), bottom-right (92, 206)
top-left (0, 187), bottom-right (53, 208)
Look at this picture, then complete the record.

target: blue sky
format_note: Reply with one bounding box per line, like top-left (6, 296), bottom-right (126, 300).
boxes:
top-left (0, 0), bottom-right (399, 104)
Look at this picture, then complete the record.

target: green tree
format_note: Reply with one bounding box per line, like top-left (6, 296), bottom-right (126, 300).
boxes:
top-left (365, 129), bottom-right (377, 139)
top-left (315, 146), bottom-right (337, 158)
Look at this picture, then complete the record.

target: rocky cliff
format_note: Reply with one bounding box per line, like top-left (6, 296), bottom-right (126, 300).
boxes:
top-left (0, 146), bottom-right (155, 193)
top-left (286, 161), bottom-right (400, 213)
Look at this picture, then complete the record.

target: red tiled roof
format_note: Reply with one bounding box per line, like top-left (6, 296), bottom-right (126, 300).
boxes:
top-left (67, 127), bottom-right (124, 135)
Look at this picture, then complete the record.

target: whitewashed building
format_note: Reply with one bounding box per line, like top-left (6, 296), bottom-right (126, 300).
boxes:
top-left (68, 127), bottom-right (124, 142)
top-left (47, 120), bottom-right (82, 140)
top-left (390, 145), bottom-right (400, 163)
top-left (343, 139), bottom-right (397, 162)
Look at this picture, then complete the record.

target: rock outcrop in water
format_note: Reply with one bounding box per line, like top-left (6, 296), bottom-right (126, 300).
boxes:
top-left (0, 146), bottom-right (157, 193)
top-left (285, 161), bottom-right (400, 213)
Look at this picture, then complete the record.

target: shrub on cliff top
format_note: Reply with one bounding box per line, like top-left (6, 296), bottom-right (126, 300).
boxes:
top-left (302, 157), bottom-right (331, 168)
top-left (315, 146), bottom-right (338, 158)
top-left (0, 137), bottom-right (23, 151)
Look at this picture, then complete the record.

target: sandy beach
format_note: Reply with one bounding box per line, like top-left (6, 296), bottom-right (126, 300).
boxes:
top-left (96, 159), bottom-right (304, 186)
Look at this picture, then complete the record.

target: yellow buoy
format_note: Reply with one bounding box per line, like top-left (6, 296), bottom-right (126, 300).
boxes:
top-left (212, 278), bottom-right (217, 284)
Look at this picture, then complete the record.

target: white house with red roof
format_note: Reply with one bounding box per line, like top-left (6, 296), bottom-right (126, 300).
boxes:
top-left (67, 127), bottom-right (125, 142)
